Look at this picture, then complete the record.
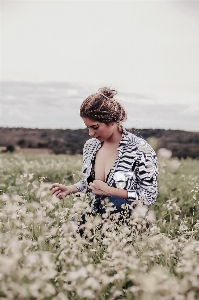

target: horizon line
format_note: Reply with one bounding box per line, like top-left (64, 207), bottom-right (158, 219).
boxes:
top-left (0, 125), bottom-right (198, 133)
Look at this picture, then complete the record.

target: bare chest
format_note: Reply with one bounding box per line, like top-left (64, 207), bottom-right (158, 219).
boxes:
top-left (94, 146), bottom-right (119, 182)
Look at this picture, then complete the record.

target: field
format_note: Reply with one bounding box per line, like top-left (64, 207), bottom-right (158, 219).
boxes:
top-left (0, 153), bottom-right (199, 300)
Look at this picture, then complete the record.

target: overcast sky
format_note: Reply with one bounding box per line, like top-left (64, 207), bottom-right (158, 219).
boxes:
top-left (1, 0), bottom-right (199, 131)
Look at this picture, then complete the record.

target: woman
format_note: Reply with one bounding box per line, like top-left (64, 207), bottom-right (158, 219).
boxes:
top-left (50, 87), bottom-right (158, 223)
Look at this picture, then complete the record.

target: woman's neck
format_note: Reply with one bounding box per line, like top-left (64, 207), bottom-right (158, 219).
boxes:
top-left (104, 127), bottom-right (123, 146)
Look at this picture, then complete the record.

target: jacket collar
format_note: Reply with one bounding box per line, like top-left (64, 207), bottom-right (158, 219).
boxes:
top-left (117, 127), bottom-right (129, 151)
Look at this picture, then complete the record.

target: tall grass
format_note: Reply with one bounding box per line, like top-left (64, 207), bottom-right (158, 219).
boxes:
top-left (0, 153), bottom-right (199, 299)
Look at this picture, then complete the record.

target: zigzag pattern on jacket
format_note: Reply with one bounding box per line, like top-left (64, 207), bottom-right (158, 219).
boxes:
top-left (74, 128), bottom-right (158, 207)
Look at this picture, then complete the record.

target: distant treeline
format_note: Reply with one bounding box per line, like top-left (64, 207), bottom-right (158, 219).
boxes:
top-left (0, 127), bottom-right (199, 159)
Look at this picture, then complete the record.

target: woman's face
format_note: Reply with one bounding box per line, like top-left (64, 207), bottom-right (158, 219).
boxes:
top-left (82, 117), bottom-right (115, 142)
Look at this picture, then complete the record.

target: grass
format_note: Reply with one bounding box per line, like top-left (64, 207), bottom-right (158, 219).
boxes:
top-left (0, 153), bottom-right (199, 299)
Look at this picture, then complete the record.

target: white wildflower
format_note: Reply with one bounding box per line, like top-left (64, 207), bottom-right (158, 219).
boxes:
top-left (157, 148), bottom-right (172, 159)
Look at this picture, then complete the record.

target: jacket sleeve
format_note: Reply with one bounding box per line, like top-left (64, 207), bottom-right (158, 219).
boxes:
top-left (127, 149), bottom-right (158, 205)
top-left (73, 141), bottom-right (89, 192)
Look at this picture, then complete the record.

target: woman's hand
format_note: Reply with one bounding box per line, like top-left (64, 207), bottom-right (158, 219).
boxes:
top-left (88, 180), bottom-right (111, 196)
top-left (49, 183), bottom-right (71, 199)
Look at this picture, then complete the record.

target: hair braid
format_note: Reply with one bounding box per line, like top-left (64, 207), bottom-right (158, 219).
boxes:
top-left (80, 87), bottom-right (127, 125)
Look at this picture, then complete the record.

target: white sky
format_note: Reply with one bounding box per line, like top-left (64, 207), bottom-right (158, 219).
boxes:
top-left (1, 0), bottom-right (199, 131)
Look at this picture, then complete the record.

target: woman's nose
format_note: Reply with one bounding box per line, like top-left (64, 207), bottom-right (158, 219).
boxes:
top-left (88, 128), bottom-right (95, 137)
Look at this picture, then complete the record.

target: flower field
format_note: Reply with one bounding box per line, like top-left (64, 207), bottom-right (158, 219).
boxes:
top-left (0, 153), bottom-right (199, 300)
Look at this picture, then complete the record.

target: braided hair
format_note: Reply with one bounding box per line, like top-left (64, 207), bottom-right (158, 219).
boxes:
top-left (80, 87), bottom-right (127, 126)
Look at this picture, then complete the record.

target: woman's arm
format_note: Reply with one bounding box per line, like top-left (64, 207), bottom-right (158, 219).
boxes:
top-left (126, 151), bottom-right (158, 205)
top-left (88, 181), bottom-right (128, 198)
top-left (50, 140), bottom-right (90, 198)
top-left (73, 140), bottom-right (90, 192)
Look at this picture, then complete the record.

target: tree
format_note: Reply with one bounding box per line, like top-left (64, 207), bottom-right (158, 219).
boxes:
top-left (6, 145), bottom-right (15, 153)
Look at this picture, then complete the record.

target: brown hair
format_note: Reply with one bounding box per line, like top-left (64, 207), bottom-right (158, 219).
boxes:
top-left (80, 87), bottom-right (127, 125)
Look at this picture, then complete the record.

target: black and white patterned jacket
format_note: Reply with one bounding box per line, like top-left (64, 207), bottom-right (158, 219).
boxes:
top-left (74, 128), bottom-right (158, 206)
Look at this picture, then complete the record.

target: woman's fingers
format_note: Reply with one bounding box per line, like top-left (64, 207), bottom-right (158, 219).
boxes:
top-left (49, 184), bottom-right (68, 199)
top-left (89, 182), bottom-right (96, 189)
top-left (50, 183), bottom-right (66, 191)
top-left (51, 187), bottom-right (61, 194)
top-left (93, 180), bottom-right (107, 190)
top-left (51, 186), bottom-right (65, 193)
top-left (53, 190), bottom-right (61, 196)
top-left (56, 192), bottom-right (66, 199)
top-left (49, 183), bottom-right (60, 190)
top-left (50, 184), bottom-right (67, 196)
top-left (88, 183), bottom-right (106, 195)
top-left (88, 186), bottom-right (101, 195)
top-left (89, 183), bottom-right (101, 192)
top-left (56, 192), bottom-right (63, 199)
top-left (55, 192), bottom-right (62, 198)
top-left (88, 185), bottom-right (94, 191)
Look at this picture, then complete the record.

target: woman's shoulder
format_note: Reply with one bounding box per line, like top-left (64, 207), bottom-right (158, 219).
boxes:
top-left (84, 137), bottom-right (98, 146)
top-left (83, 138), bottom-right (99, 151)
top-left (125, 130), bottom-right (156, 156)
